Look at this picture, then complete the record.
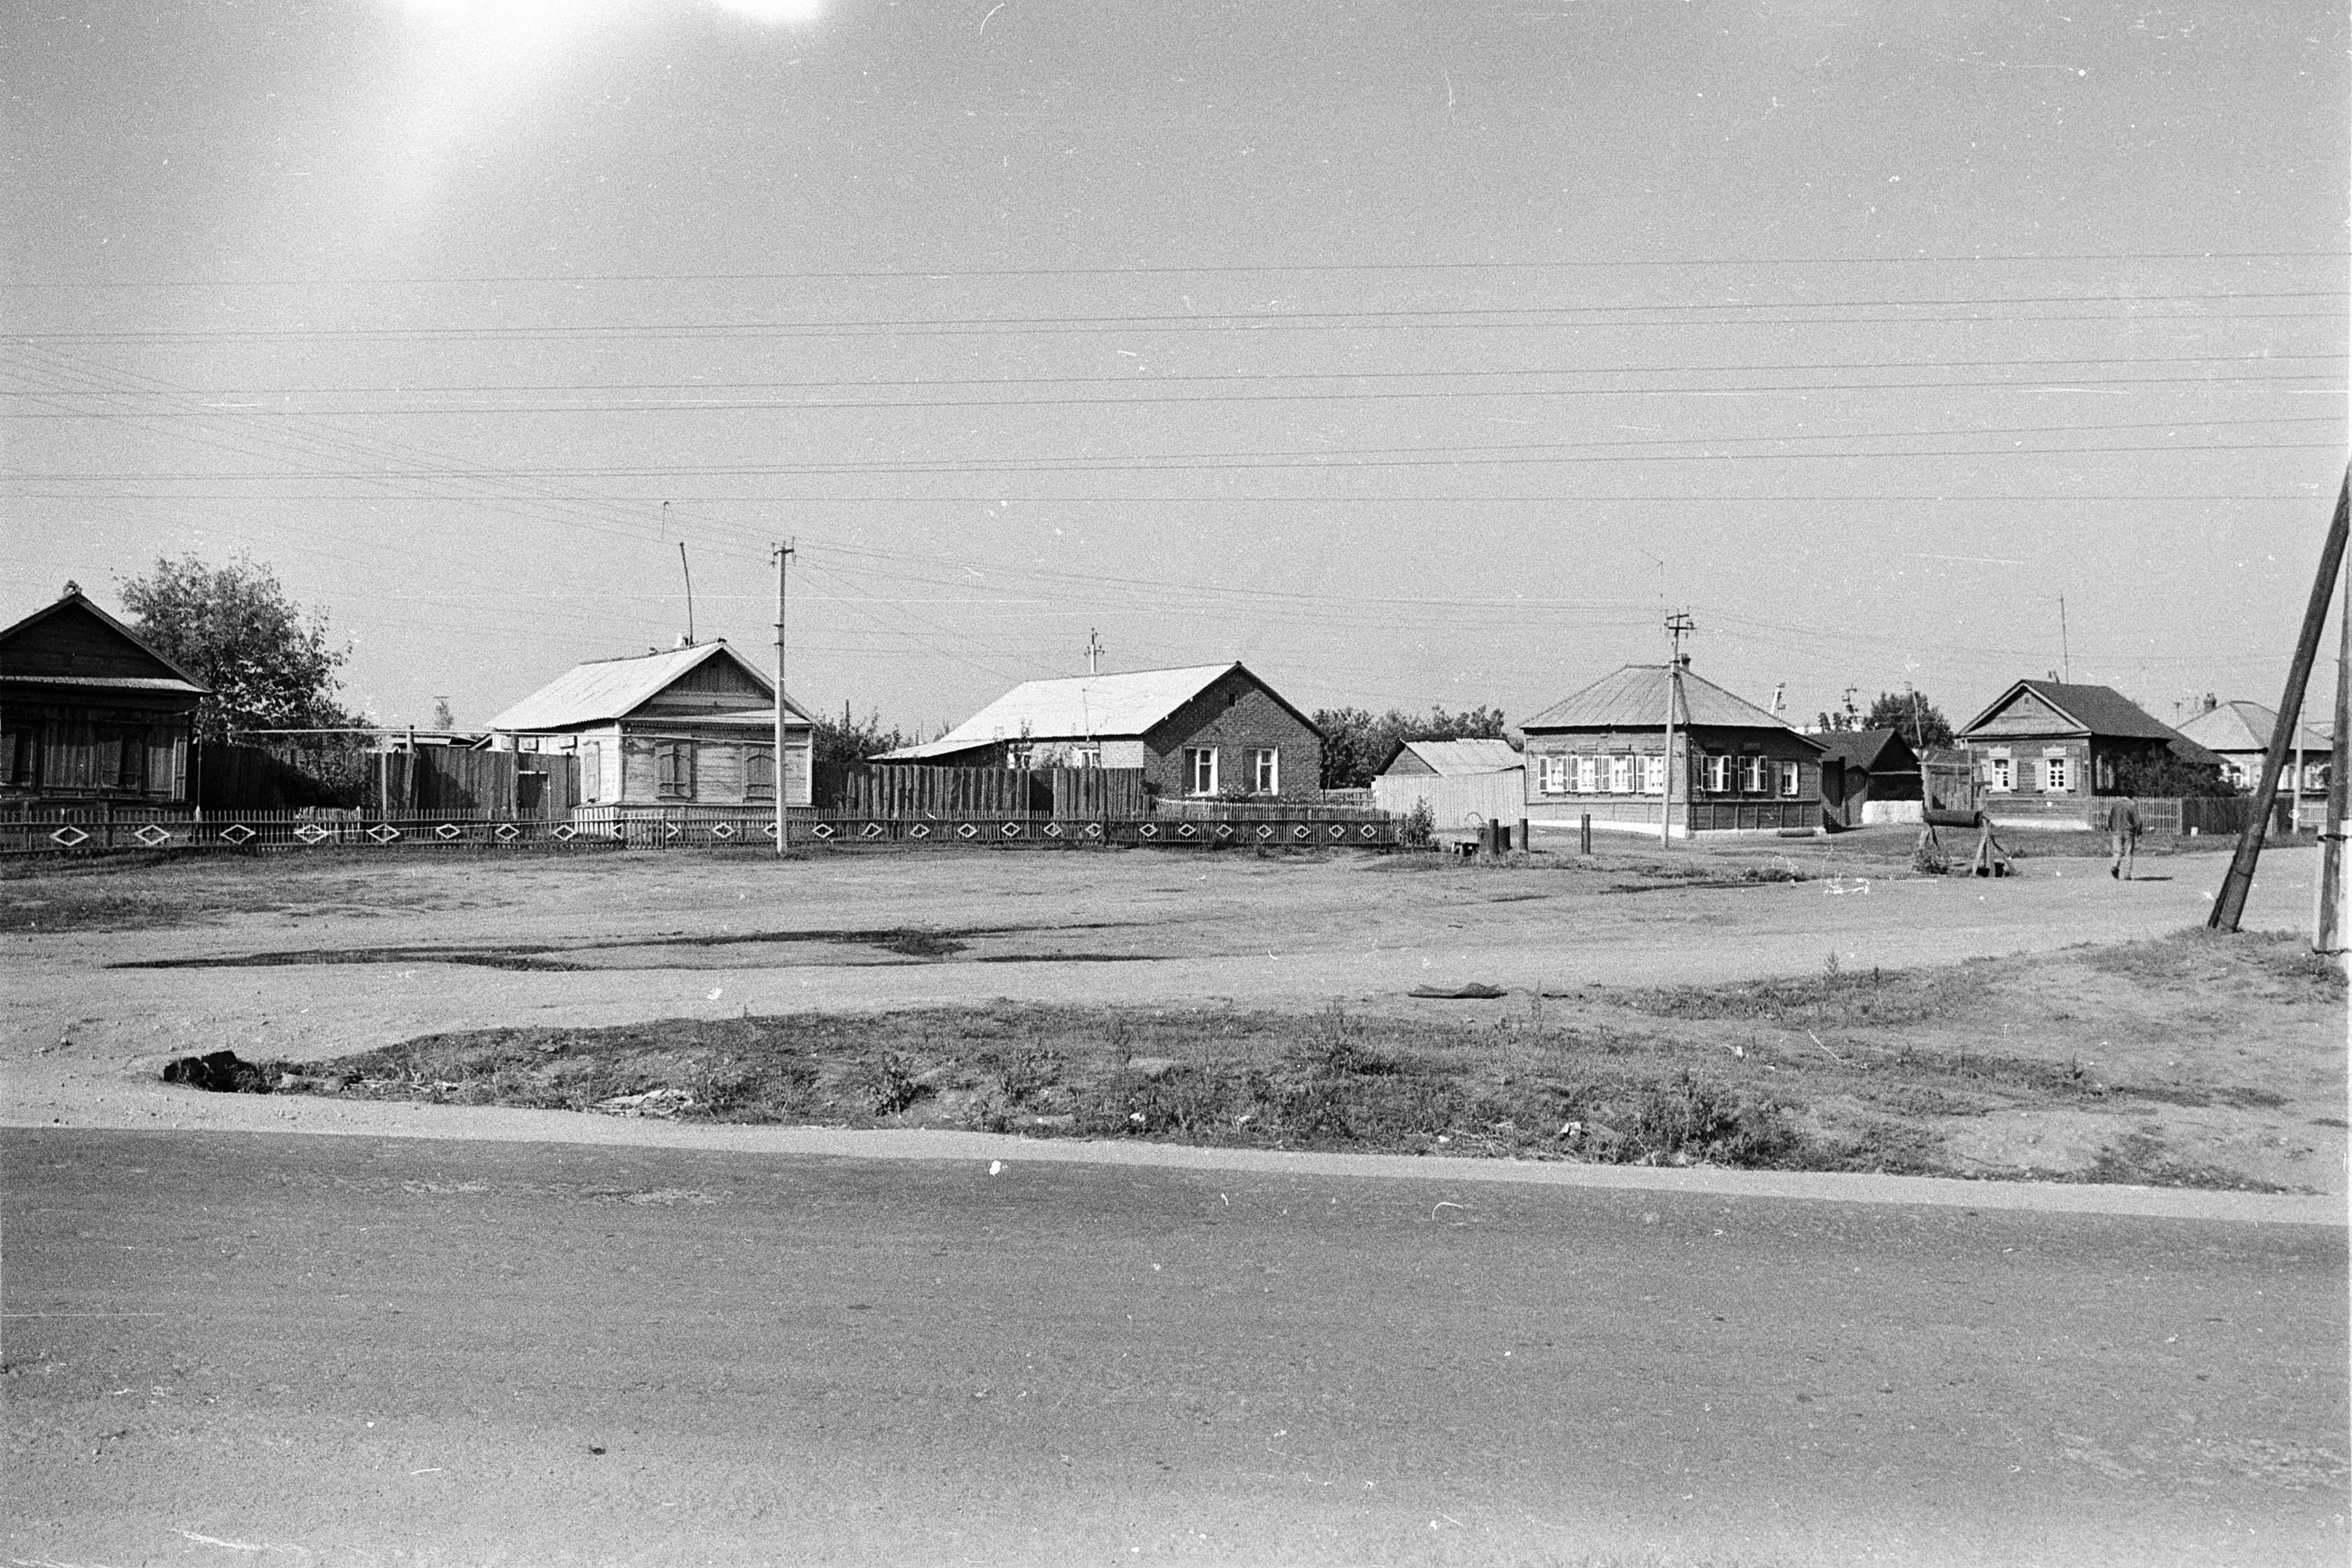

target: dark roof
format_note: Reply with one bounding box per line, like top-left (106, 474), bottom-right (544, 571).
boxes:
top-left (0, 590), bottom-right (211, 695)
top-left (1520, 664), bottom-right (1820, 748)
top-left (1813, 729), bottom-right (1919, 774)
top-left (1959, 680), bottom-right (2183, 742)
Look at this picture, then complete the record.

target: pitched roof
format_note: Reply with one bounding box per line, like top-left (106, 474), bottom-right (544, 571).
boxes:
top-left (1385, 738), bottom-right (1524, 776)
top-left (486, 641), bottom-right (811, 732)
top-left (1813, 728), bottom-right (1919, 773)
top-left (876, 663), bottom-right (1306, 759)
top-left (2174, 700), bottom-right (2328, 755)
top-left (1519, 664), bottom-right (1819, 746)
top-left (1959, 680), bottom-right (2180, 741)
top-left (0, 590), bottom-right (210, 695)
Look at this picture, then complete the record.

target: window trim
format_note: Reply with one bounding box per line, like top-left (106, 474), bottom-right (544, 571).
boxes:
top-left (656, 739), bottom-right (695, 801)
top-left (1250, 746), bottom-right (1280, 796)
top-left (1607, 755), bottom-right (1632, 794)
top-left (1184, 746), bottom-right (1219, 797)
top-left (1777, 760), bottom-right (1801, 798)
top-left (1574, 755), bottom-right (1597, 794)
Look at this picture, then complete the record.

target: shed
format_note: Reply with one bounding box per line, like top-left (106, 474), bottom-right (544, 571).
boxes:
top-left (1812, 728), bottom-right (1923, 828)
top-left (1376, 738), bottom-right (1523, 778)
top-left (876, 662), bottom-right (1322, 799)
top-left (1518, 661), bottom-right (1824, 837)
top-left (1, 587), bottom-right (209, 808)
top-left (487, 640), bottom-right (814, 807)
top-left (1371, 738), bottom-right (1525, 833)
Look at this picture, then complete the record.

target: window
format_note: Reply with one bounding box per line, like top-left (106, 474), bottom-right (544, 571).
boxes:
top-left (1184, 746), bottom-right (1219, 796)
top-left (1607, 755), bottom-right (1632, 794)
top-left (1250, 747), bottom-right (1280, 795)
top-left (2043, 753), bottom-right (2071, 793)
top-left (1639, 755), bottom-right (1665, 796)
top-left (1738, 755), bottom-right (1764, 794)
top-left (1539, 755), bottom-right (1567, 794)
top-left (1989, 756), bottom-right (2012, 792)
top-left (656, 740), bottom-right (695, 800)
top-left (1702, 754), bottom-right (1729, 794)
top-left (1072, 746), bottom-right (1101, 770)
top-left (745, 746), bottom-right (776, 801)
top-left (1778, 761), bottom-right (1801, 797)
top-left (1574, 756), bottom-right (1597, 794)
top-left (518, 735), bottom-right (540, 752)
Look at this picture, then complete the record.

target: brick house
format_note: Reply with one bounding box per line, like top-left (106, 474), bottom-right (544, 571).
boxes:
top-left (1955, 680), bottom-right (2220, 802)
top-left (486, 640), bottom-right (815, 807)
top-left (1, 587), bottom-right (209, 809)
top-left (1518, 661), bottom-right (1825, 837)
top-left (876, 662), bottom-right (1322, 800)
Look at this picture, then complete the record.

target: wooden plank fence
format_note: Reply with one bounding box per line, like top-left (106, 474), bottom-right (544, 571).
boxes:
top-left (822, 764), bottom-right (1147, 820)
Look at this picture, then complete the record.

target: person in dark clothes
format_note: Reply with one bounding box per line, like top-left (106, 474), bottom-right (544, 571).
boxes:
top-left (2106, 795), bottom-right (2141, 880)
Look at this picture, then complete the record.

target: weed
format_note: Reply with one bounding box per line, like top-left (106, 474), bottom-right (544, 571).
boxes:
top-left (860, 1051), bottom-right (926, 1116)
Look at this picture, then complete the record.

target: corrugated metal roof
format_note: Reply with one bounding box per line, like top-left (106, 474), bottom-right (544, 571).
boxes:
top-left (487, 642), bottom-right (811, 732)
top-left (1519, 664), bottom-right (1809, 738)
top-left (1959, 680), bottom-right (2180, 741)
top-left (1390, 738), bottom-right (1524, 776)
top-left (2175, 700), bottom-right (2328, 755)
top-left (879, 664), bottom-right (1240, 756)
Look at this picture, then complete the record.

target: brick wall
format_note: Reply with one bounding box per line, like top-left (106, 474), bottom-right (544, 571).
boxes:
top-left (1143, 670), bottom-right (1322, 799)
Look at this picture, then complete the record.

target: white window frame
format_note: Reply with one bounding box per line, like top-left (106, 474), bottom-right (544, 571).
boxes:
top-left (1738, 755), bottom-right (1764, 794)
top-left (1184, 746), bottom-right (1219, 797)
top-left (1989, 755), bottom-right (2012, 792)
top-left (1072, 745), bottom-right (1101, 770)
top-left (1539, 754), bottom-right (1567, 795)
top-left (1702, 754), bottom-right (1729, 794)
top-left (1574, 755), bottom-right (1597, 794)
top-left (1607, 755), bottom-right (1632, 794)
top-left (1640, 754), bottom-right (1665, 796)
top-left (2043, 752), bottom-right (2071, 793)
top-left (1250, 747), bottom-right (1280, 795)
top-left (1778, 760), bottom-right (1801, 798)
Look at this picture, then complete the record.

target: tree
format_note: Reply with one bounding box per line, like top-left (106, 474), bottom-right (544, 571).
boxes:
top-left (2107, 748), bottom-right (2239, 799)
top-left (430, 696), bottom-right (456, 731)
top-left (118, 554), bottom-right (358, 743)
top-left (811, 703), bottom-right (912, 767)
top-left (1863, 690), bottom-right (1955, 752)
top-left (1311, 704), bottom-right (1511, 790)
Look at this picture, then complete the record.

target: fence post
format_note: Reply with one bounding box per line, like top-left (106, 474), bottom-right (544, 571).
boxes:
top-left (1579, 813), bottom-right (1592, 855)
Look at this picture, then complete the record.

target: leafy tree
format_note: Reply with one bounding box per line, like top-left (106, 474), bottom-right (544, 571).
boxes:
top-left (811, 703), bottom-right (912, 767)
top-left (430, 696), bottom-right (456, 731)
top-left (1311, 704), bottom-right (1511, 790)
top-left (1863, 690), bottom-right (1955, 751)
top-left (2106, 748), bottom-right (2238, 799)
top-left (118, 554), bottom-right (358, 743)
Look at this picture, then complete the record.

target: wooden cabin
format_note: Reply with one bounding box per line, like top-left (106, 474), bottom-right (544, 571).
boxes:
top-left (487, 640), bottom-right (814, 808)
top-left (1, 587), bottom-right (208, 809)
top-left (875, 662), bottom-right (1322, 800)
top-left (1956, 680), bottom-right (2220, 802)
top-left (1518, 661), bottom-right (1825, 837)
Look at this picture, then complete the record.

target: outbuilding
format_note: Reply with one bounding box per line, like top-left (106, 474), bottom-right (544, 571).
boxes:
top-left (1518, 661), bottom-right (1824, 837)
top-left (1813, 728), bottom-right (1924, 828)
top-left (1370, 738), bottom-right (1525, 834)
top-left (1, 586), bottom-right (208, 809)
top-left (486, 640), bottom-right (814, 808)
top-left (876, 662), bottom-right (1322, 800)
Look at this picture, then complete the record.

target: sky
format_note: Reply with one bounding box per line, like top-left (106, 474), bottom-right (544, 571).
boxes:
top-left (5, 0), bottom-right (2346, 738)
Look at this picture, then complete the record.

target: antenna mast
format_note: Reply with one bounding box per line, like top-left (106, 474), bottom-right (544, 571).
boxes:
top-left (1085, 628), bottom-right (1104, 676)
top-left (678, 541), bottom-right (696, 647)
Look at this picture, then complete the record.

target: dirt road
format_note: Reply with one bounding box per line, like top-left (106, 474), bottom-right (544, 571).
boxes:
top-left (6, 1126), bottom-right (2343, 1568)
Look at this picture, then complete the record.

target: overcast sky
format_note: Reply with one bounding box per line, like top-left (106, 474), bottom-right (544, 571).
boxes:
top-left (6, 0), bottom-right (2345, 736)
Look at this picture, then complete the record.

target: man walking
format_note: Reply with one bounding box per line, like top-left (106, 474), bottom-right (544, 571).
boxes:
top-left (2106, 794), bottom-right (2141, 881)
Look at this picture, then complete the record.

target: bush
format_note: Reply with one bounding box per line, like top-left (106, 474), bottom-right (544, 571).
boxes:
top-left (1398, 799), bottom-right (1435, 848)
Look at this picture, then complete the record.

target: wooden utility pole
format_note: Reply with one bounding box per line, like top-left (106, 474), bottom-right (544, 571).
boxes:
top-left (2316, 539), bottom-right (2350, 959)
top-left (2211, 468), bottom-right (2350, 932)
top-left (1662, 610), bottom-right (1693, 848)
top-left (772, 539), bottom-right (795, 858)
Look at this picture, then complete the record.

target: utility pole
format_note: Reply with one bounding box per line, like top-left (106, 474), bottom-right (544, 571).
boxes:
top-left (2212, 468), bottom-right (2349, 932)
top-left (771, 539), bottom-right (795, 858)
top-left (1662, 610), bottom-right (1693, 848)
top-left (2059, 596), bottom-right (2071, 683)
top-left (1085, 628), bottom-right (1104, 676)
top-left (2316, 537), bottom-right (2350, 960)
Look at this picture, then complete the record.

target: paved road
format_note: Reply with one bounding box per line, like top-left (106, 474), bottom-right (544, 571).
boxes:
top-left (6, 1128), bottom-right (2343, 1567)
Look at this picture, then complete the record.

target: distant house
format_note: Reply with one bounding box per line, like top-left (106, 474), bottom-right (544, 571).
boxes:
top-left (1, 587), bottom-right (208, 809)
top-left (1371, 738), bottom-right (1524, 834)
top-left (2174, 699), bottom-right (2328, 797)
top-left (1518, 661), bottom-right (1825, 837)
top-left (876, 662), bottom-right (1322, 799)
top-left (1956, 680), bottom-right (2221, 800)
top-left (1814, 728), bottom-right (1923, 829)
top-left (487, 640), bottom-right (813, 808)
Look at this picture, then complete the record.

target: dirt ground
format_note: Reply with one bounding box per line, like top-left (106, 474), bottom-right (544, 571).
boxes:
top-left (4, 839), bottom-right (2343, 1193)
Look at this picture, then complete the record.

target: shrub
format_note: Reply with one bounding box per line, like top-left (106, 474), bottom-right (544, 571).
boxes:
top-left (1398, 799), bottom-right (1436, 848)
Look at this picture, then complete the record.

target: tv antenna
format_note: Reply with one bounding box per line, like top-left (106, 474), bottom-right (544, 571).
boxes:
top-left (1084, 627), bottom-right (1105, 676)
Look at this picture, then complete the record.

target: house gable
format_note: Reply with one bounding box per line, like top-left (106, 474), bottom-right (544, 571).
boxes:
top-left (0, 593), bottom-right (208, 696)
top-left (1961, 687), bottom-right (2082, 740)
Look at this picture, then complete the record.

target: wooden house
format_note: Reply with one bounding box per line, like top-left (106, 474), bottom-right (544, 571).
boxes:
top-left (2174, 699), bottom-right (2328, 799)
top-left (1518, 661), bottom-right (1825, 837)
top-left (1, 587), bottom-right (208, 809)
top-left (1813, 728), bottom-right (1923, 828)
top-left (486, 640), bottom-right (814, 808)
top-left (1956, 680), bottom-right (2220, 802)
top-left (876, 662), bottom-right (1322, 799)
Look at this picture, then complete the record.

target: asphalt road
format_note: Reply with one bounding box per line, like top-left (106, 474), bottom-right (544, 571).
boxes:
top-left (5, 1128), bottom-right (2343, 1567)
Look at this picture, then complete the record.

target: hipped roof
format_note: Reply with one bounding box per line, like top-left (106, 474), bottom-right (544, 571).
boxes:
top-left (1519, 664), bottom-right (1818, 747)
top-left (486, 640), bottom-right (811, 732)
top-left (0, 590), bottom-right (211, 696)
top-left (2174, 699), bottom-right (2329, 755)
top-left (877, 662), bottom-right (1309, 759)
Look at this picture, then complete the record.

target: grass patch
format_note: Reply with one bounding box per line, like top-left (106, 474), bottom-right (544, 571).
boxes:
top-left (1604, 954), bottom-right (1992, 1030)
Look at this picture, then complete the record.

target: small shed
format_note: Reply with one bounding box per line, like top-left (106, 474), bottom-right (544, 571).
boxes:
top-left (1376, 738), bottom-right (1523, 778)
top-left (487, 640), bottom-right (814, 808)
top-left (1, 587), bottom-right (209, 808)
top-left (1371, 738), bottom-right (1525, 833)
top-left (876, 662), bottom-right (1322, 800)
top-left (1813, 728), bottom-right (1923, 828)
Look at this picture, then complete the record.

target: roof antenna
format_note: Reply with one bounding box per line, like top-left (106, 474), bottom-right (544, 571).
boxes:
top-left (1085, 628), bottom-right (1104, 676)
top-left (677, 537), bottom-right (696, 648)
top-left (2058, 595), bottom-right (2070, 682)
